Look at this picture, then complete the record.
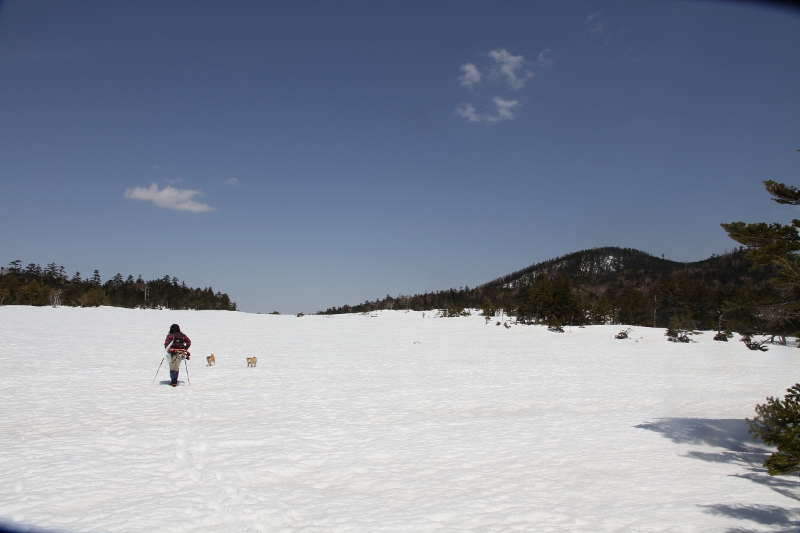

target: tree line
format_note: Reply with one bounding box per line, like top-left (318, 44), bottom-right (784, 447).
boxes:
top-left (319, 247), bottom-right (792, 337)
top-left (322, 175), bottom-right (800, 344)
top-left (0, 261), bottom-right (237, 311)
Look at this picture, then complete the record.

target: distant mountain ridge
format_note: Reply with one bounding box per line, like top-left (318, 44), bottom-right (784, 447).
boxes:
top-left (321, 246), bottom-right (776, 332)
top-left (482, 246), bottom-right (763, 291)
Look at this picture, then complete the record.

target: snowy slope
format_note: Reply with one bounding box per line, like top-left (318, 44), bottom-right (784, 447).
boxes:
top-left (0, 306), bottom-right (798, 532)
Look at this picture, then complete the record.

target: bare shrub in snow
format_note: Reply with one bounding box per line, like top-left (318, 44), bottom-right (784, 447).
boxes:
top-left (615, 328), bottom-right (633, 339)
top-left (740, 333), bottom-right (769, 352)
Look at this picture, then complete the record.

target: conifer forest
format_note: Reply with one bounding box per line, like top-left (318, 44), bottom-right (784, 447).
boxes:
top-left (0, 263), bottom-right (236, 311)
top-left (321, 246), bottom-right (792, 337)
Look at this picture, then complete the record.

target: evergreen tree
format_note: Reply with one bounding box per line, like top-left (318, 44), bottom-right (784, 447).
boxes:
top-left (20, 279), bottom-right (50, 306)
top-left (531, 274), bottom-right (554, 323)
top-left (2, 261), bottom-right (235, 311)
top-left (722, 180), bottom-right (800, 289)
top-left (25, 263), bottom-right (42, 277)
top-left (43, 263), bottom-right (59, 279)
top-left (82, 287), bottom-right (107, 307)
top-left (748, 383), bottom-right (800, 476)
top-left (551, 271), bottom-right (578, 325)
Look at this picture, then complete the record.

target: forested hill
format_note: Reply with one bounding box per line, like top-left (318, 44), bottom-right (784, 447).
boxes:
top-left (483, 246), bottom-right (765, 291)
top-left (0, 261), bottom-right (237, 311)
top-left (320, 247), bottom-right (785, 333)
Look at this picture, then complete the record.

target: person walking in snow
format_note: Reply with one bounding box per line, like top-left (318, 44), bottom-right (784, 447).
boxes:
top-left (164, 324), bottom-right (191, 387)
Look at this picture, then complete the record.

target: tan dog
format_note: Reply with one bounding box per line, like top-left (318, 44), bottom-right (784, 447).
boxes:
top-left (247, 357), bottom-right (257, 367)
top-left (206, 354), bottom-right (215, 366)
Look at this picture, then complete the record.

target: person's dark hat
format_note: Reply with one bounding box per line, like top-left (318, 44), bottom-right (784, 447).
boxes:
top-left (169, 324), bottom-right (181, 334)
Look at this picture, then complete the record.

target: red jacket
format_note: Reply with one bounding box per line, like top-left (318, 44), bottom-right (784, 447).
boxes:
top-left (165, 332), bottom-right (191, 351)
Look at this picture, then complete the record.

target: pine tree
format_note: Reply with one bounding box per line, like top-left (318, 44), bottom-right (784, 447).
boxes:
top-left (531, 274), bottom-right (554, 324)
top-left (25, 263), bottom-right (42, 277)
top-left (748, 383), bottom-right (800, 476)
top-left (551, 271), bottom-right (578, 325)
top-left (43, 263), bottom-right (59, 280)
top-left (722, 180), bottom-right (800, 289)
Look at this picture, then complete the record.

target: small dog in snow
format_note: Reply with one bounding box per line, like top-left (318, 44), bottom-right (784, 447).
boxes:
top-left (206, 354), bottom-right (215, 366)
top-left (247, 357), bottom-right (257, 367)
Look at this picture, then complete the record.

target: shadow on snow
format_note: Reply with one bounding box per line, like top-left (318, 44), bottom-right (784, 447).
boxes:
top-left (636, 418), bottom-right (800, 532)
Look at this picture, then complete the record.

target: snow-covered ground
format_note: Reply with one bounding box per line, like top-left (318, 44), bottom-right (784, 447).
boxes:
top-left (1, 306), bottom-right (798, 533)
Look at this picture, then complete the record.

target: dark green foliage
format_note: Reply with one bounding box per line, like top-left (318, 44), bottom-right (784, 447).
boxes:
top-left (319, 247), bottom-right (785, 338)
top-left (82, 287), bottom-right (108, 307)
top-left (666, 317), bottom-right (698, 343)
top-left (438, 306), bottom-right (469, 317)
top-left (764, 180), bottom-right (800, 205)
top-left (722, 179), bottom-right (800, 281)
top-left (20, 279), bottom-right (50, 306)
top-left (747, 384), bottom-right (800, 476)
top-left (713, 331), bottom-right (733, 341)
top-left (547, 316), bottom-right (564, 332)
top-left (0, 261), bottom-right (236, 311)
top-left (721, 178), bottom-right (800, 344)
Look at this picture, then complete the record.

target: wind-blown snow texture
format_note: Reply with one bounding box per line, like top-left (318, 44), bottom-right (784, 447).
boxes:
top-left (1, 306), bottom-right (799, 532)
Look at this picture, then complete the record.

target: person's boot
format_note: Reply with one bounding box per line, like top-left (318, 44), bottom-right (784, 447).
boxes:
top-left (170, 370), bottom-right (178, 387)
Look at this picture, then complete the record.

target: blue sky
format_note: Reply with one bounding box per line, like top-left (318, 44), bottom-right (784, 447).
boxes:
top-left (1, 1), bottom-right (798, 314)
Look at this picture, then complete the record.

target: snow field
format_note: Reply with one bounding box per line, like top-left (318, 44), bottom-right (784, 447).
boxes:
top-left (0, 306), bottom-right (798, 532)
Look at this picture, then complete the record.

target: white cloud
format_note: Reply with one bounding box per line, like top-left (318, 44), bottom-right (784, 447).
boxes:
top-left (224, 177), bottom-right (241, 186)
top-left (456, 103), bottom-right (481, 122)
top-left (456, 97), bottom-right (520, 125)
top-left (124, 183), bottom-right (215, 213)
top-left (493, 97), bottom-right (520, 121)
top-left (456, 47), bottom-right (550, 126)
top-left (587, 13), bottom-right (603, 35)
top-left (459, 63), bottom-right (482, 88)
top-left (537, 48), bottom-right (553, 70)
top-left (488, 48), bottom-right (532, 90)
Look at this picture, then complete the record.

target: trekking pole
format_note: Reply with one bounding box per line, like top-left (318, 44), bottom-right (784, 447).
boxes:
top-left (184, 357), bottom-right (190, 386)
top-left (152, 357), bottom-right (165, 383)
